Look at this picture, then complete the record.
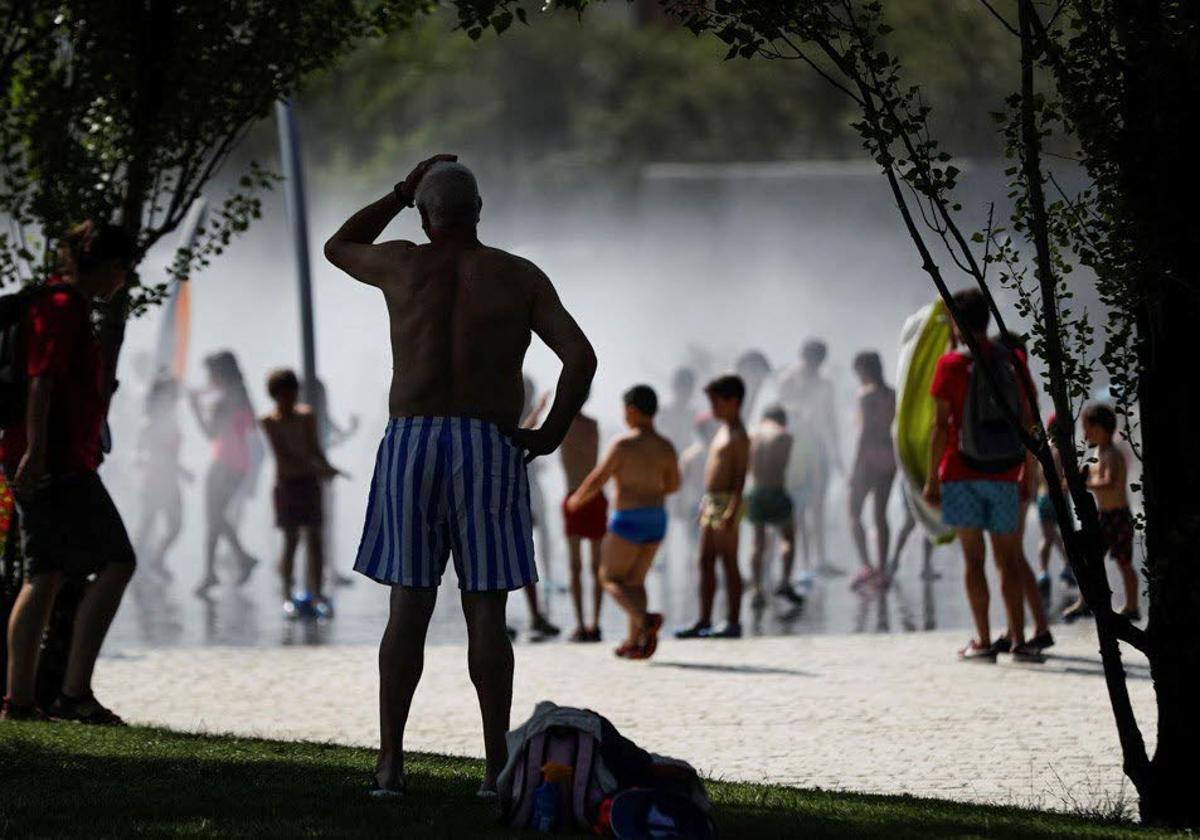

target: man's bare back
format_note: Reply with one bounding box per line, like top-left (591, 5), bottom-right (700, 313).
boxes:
top-left (323, 156), bottom-right (594, 457)
top-left (705, 422), bottom-right (751, 493)
top-left (560, 414), bottom-right (600, 492)
top-left (374, 241), bottom-right (547, 428)
top-left (609, 430), bottom-right (679, 510)
top-left (750, 421), bottom-right (792, 489)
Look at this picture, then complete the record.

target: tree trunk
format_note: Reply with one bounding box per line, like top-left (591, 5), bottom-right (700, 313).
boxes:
top-left (1112, 1), bottom-right (1200, 827)
top-left (1135, 288), bottom-right (1200, 828)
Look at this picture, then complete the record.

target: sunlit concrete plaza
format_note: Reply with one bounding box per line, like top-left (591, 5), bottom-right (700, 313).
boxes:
top-left (98, 620), bottom-right (1150, 814)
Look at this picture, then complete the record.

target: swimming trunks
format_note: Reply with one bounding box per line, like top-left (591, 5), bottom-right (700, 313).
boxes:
top-left (562, 492), bottom-right (608, 541)
top-left (1036, 493), bottom-right (1057, 525)
top-left (699, 492), bottom-right (744, 530)
top-left (745, 485), bottom-right (793, 527)
top-left (354, 417), bottom-right (536, 591)
top-left (274, 475), bottom-right (323, 529)
top-left (1099, 506), bottom-right (1134, 566)
top-left (609, 506), bottom-right (668, 545)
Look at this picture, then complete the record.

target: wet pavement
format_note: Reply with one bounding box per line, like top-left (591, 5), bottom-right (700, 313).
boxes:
top-left (106, 508), bottom-right (1097, 652)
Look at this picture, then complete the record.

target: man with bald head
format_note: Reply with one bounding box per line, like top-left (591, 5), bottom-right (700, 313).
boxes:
top-left (325, 155), bottom-right (597, 797)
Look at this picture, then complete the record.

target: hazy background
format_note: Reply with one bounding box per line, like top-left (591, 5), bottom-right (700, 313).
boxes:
top-left (95, 4), bottom-right (1123, 648)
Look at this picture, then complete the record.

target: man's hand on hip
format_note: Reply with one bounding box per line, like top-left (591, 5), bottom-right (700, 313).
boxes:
top-left (509, 427), bottom-right (558, 463)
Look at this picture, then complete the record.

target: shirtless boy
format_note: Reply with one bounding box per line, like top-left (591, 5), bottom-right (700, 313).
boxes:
top-left (324, 155), bottom-right (596, 797)
top-left (677, 375), bottom-right (750, 639)
top-left (568, 386), bottom-right (679, 659)
top-left (1063, 404), bottom-right (1139, 622)
top-left (260, 368), bottom-right (343, 617)
top-left (560, 410), bottom-right (605, 642)
top-left (746, 405), bottom-right (803, 610)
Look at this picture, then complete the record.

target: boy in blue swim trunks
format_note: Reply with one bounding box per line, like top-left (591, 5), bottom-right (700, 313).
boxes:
top-left (567, 385), bottom-right (679, 659)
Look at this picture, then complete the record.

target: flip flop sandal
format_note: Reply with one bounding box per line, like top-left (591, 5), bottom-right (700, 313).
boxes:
top-left (367, 775), bottom-right (407, 798)
top-left (50, 692), bottom-right (126, 726)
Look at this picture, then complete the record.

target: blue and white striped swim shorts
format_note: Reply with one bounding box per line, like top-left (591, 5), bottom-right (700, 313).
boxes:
top-left (354, 417), bottom-right (537, 591)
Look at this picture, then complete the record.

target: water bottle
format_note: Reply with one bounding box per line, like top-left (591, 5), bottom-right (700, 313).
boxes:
top-left (531, 776), bottom-right (560, 833)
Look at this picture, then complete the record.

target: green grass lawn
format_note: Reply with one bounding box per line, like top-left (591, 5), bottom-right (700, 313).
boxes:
top-left (0, 722), bottom-right (1187, 839)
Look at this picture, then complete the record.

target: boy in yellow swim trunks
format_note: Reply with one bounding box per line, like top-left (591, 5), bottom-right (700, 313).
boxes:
top-left (677, 375), bottom-right (750, 639)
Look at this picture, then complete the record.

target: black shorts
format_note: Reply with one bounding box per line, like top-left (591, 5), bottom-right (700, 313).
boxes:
top-left (273, 476), bottom-right (323, 530)
top-left (13, 472), bottom-right (136, 579)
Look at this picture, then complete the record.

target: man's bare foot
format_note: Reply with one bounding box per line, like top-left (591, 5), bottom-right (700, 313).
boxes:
top-left (478, 765), bottom-right (502, 799)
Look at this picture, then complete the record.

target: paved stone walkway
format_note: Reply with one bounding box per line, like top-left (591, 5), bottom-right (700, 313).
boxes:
top-left (95, 622), bottom-right (1153, 814)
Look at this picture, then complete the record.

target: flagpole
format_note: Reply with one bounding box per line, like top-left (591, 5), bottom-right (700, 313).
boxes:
top-left (274, 99), bottom-right (320, 417)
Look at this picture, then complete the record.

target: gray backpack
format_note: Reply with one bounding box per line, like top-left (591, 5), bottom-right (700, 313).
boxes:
top-left (503, 724), bottom-right (611, 831)
top-left (958, 346), bottom-right (1024, 473)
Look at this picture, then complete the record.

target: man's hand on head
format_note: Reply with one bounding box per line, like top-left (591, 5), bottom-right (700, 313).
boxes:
top-left (396, 153), bottom-right (458, 206)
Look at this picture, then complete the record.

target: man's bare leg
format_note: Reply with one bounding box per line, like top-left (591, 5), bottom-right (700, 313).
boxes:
top-left (5, 573), bottom-right (63, 706)
top-left (989, 531), bottom-right (1027, 645)
top-left (890, 510), bottom-right (917, 573)
top-left (601, 534), bottom-right (644, 644)
top-left (1117, 559), bottom-right (1139, 613)
top-left (158, 501), bottom-right (183, 578)
top-left (848, 480), bottom-right (872, 572)
top-left (872, 475), bottom-right (893, 575)
top-left (523, 583), bottom-right (539, 620)
top-left (812, 475), bottom-right (834, 572)
top-left (588, 538), bottom-right (603, 631)
top-left (1015, 546), bottom-right (1049, 636)
top-left (462, 590), bottom-right (513, 792)
top-left (1037, 520), bottom-right (1056, 575)
top-left (200, 510), bottom-right (221, 591)
top-left (1013, 512), bottom-right (1047, 636)
top-left (716, 527), bottom-right (743, 626)
top-left (305, 525), bottom-right (325, 601)
top-left (749, 524), bottom-right (767, 602)
top-left (567, 535), bottom-right (584, 633)
top-left (778, 522), bottom-right (797, 586)
top-left (795, 502), bottom-right (813, 575)
top-left (697, 527), bottom-right (718, 625)
top-left (279, 527), bottom-right (300, 602)
top-left (376, 586), bottom-right (437, 791)
top-left (63, 561), bottom-right (134, 697)
top-left (957, 528), bottom-right (991, 647)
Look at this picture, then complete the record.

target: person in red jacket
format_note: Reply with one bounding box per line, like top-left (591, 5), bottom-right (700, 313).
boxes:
top-left (1, 221), bottom-right (136, 723)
